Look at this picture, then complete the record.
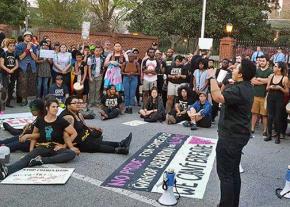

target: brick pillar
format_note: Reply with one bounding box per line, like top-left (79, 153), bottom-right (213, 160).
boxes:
top-left (219, 37), bottom-right (236, 60)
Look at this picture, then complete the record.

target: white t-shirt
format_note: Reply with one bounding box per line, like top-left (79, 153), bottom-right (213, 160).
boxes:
top-left (143, 59), bottom-right (158, 82)
top-left (53, 52), bottom-right (72, 72)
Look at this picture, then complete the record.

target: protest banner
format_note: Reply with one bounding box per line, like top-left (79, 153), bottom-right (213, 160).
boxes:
top-left (102, 133), bottom-right (217, 199)
top-left (1, 168), bottom-right (75, 185)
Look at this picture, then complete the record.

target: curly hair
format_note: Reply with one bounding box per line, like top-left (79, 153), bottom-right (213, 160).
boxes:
top-left (177, 85), bottom-right (191, 98)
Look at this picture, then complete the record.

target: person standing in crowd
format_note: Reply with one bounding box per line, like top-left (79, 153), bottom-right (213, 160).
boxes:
top-left (166, 85), bottom-right (193, 125)
top-left (0, 39), bottom-right (18, 108)
top-left (36, 40), bottom-right (52, 99)
top-left (251, 55), bottom-right (272, 138)
top-left (264, 62), bottom-right (289, 144)
top-left (155, 50), bottom-right (166, 97)
top-left (100, 85), bottom-right (123, 120)
top-left (73, 51), bottom-right (89, 103)
top-left (104, 42), bottom-right (126, 92)
top-left (208, 59), bottom-right (256, 207)
top-left (0, 98), bottom-right (78, 180)
top-left (103, 40), bottom-right (112, 57)
top-left (15, 31), bottom-right (38, 106)
top-left (271, 47), bottom-right (286, 63)
top-left (132, 48), bottom-right (142, 106)
top-left (183, 92), bottom-right (212, 130)
top-left (122, 52), bottom-right (140, 114)
top-left (52, 44), bottom-right (72, 89)
top-left (166, 55), bottom-right (188, 113)
top-left (139, 87), bottom-right (165, 122)
top-left (49, 74), bottom-right (69, 104)
top-left (192, 58), bottom-right (209, 94)
top-left (251, 46), bottom-right (264, 63)
top-left (163, 48), bottom-right (175, 106)
top-left (142, 48), bottom-right (160, 106)
top-left (87, 46), bottom-right (104, 107)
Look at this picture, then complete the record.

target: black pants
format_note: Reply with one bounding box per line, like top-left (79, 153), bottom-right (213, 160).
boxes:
top-left (77, 135), bottom-right (119, 153)
top-left (104, 108), bottom-right (120, 119)
top-left (212, 100), bottom-right (219, 122)
top-left (7, 147), bottom-right (76, 175)
top-left (216, 139), bottom-right (246, 207)
top-left (267, 94), bottom-right (284, 137)
top-left (3, 122), bottom-right (23, 136)
top-left (0, 136), bottom-right (29, 152)
top-left (281, 104), bottom-right (288, 135)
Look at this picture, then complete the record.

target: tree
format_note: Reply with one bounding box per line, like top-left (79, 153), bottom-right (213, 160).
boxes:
top-left (0, 0), bottom-right (27, 26)
top-left (32, 0), bottom-right (89, 29)
top-left (128, 0), bottom-right (273, 41)
top-left (89, 0), bottom-right (137, 32)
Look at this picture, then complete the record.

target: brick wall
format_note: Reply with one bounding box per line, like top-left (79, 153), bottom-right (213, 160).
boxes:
top-left (38, 29), bottom-right (158, 57)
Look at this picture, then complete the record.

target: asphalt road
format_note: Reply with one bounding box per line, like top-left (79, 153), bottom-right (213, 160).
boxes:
top-left (0, 104), bottom-right (290, 207)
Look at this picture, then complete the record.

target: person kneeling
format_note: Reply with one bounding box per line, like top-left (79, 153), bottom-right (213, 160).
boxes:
top-left (99, 85), bottom-right (123, 120)
top-left (166, 85), bottom-right (193, 124)
top-left (0, 98), bottom-right (79, 180)
top-left (184, 92), bottom-right (212, 130)
top-left (139, 87), bottom-right (165, 122)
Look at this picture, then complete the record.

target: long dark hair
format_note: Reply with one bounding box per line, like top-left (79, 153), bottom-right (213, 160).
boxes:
top-left (276, 61), bottom-right (288, 76)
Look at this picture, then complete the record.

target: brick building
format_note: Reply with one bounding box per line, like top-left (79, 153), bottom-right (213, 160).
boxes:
top-left (38, 29), bottom-right (158, 56)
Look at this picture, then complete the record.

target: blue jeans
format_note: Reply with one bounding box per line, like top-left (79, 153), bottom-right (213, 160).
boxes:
top-left (37, 77), bottom-right (49, 98)
top-left (123, 76), bottom-right (138, 107)
top-left (0, 136), bottom-right (30, 152)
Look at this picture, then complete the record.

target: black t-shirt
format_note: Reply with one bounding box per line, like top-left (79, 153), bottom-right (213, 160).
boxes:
top-left (49, 83), bottom-right (69, 102)
top-left (0, 51), bottom-right (17, 74)
top-left (167, 64), bottom-right (188, 84)
top-left (218, 81), bottom-right (254, 145)
top-left (176, 96), bottom-right (194, 112)
top-left (101, 94), bottom-right (122, 108)
top-left (34, 116), bottom-right (70, 144)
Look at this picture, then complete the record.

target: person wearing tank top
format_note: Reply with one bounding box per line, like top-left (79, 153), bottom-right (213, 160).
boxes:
top-left (264, 62), bottom-right (289, 144)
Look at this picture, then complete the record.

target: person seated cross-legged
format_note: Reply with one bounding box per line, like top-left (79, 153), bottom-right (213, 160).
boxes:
top-left (183, 92), bottom-right (212, 130)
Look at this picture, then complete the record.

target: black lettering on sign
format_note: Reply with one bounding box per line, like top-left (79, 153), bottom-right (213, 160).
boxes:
top-left (175, 182), bottom-right (198, 195)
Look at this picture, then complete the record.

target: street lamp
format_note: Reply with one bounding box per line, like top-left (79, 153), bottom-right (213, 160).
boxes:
top-left (226, 23), bottom-right (233, 36)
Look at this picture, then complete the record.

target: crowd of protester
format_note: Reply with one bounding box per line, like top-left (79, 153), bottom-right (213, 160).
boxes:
top-left (0, 30), bottom-right (290, 179)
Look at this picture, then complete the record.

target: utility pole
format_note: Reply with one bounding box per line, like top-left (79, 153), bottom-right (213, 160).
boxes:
top-left (201, 0), bottom-right (207, 38)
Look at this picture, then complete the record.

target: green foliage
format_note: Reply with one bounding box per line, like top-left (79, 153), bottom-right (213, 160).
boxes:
top-left (33, 0), bottom-right (89, 29)
top-left (128, 0), bottom-right (273, 41)
top-left (0, 0), bottom-right (27, 26)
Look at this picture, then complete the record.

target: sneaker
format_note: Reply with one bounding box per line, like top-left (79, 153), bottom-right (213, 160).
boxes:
top-left (183, 121), bottom-right (192, 127)
top-left (262, 132), bottom-right (267, 138)
top-left (128, 107), bottom-right (133, 114)
top-left (264, 136), bottom-right (272, 142)
top-left (190, 123), bottom-right (198, 130)
top-left (125, 108), bottom-right (129, 113)
top-left (166, 114), bottom-right (176, 125)
top-left (120, 132), bottom-right (132, 148)
top-left (20, 99), bottom-right (28, 107)
top-left (28, 156), bottom-right (43, 167)
top-left (0, 162), bottom-right (8, 180)
top-left (6, 103), bottom-right (14, 108)
top-left (275, 138), bottom-right (280, 144)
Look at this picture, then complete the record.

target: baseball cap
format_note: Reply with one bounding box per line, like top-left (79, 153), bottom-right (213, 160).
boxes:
top-left (23, 31), bottom-right (33, 37)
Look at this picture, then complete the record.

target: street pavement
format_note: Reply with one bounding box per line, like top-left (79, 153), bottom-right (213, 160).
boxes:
top-left (0, 103), bottom-right (290, 207)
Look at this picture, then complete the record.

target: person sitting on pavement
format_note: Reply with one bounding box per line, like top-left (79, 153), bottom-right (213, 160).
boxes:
top-left (99, 85), bottom-right (123, 120)
top-left (0, 98), bottom-right (78, 180)
top-left (59, 95), bottom-right (132, 154)
top-left (1, 99), bottom-right (46, 152)
top-left (139, 87), bottom-right (165, 122)
top-left (49, 74), bottom-right (69, 105)
top-left (166, 85), bottom-right (193, 124)
top-left (183, 92), bottom-right (212, 130)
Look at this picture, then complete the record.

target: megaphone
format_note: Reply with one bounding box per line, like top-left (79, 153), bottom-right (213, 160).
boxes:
top-left (158, 169), bottom-right (178, 206)
top-left (276, 165), bottom-right (290, 199)
top-left (0, 145), bottom-right (10, 164)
